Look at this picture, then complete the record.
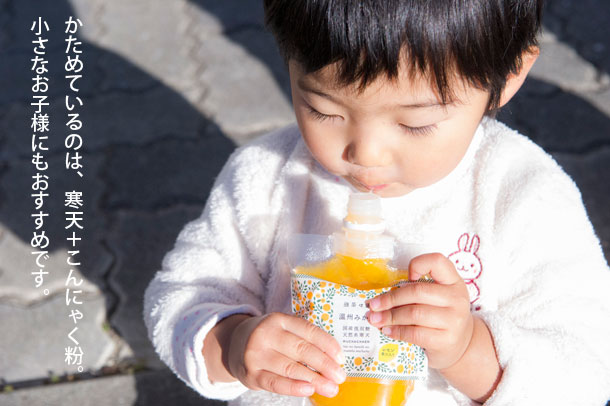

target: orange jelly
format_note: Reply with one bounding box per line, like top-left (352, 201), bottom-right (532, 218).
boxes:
top-left (295, 254), bottom-right (415, 406)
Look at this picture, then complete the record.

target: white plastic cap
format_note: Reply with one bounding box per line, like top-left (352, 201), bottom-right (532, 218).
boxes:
top-left (337, 193), bottom-right (393, 258)
top-left (347, 193), bottom-right (382, 217)
top-left (343, 193), bottom-right (385, 233)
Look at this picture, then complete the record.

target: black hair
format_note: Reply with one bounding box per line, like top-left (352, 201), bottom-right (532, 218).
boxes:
top-left (264, 0), bottom-right (544, 111)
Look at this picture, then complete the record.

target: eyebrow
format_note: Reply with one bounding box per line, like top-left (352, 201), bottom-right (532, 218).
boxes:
top-left (297, 77), bottom-right (449, 109)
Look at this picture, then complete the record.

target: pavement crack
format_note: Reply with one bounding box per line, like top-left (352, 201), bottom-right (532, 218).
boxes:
top-left (0, 144), bottom-right (8, 201)
top-left (94, 0), bottom-right (108, 47)
top-left (0, 79), bottom-right (162, 109)
top-left (2, 126), bottom-right (200, 165)
top-left (0, 290), bottom-right (100, 308)
top-left (99, 240), bottom-right (119, 321)
top-left (549, 141), bottom-right (610, 156)
top-left (182, 1), bottom-right (210, 108)
top-left (95, 134), bottom-right (211, 212)
top-left (105, 199), bottom-right (207, 213)
top-left (0, 361), bottom-right (152, 393)
top-left (94, 173), bottom-right (139, 368)
top-left (0, 0), bottom-right (11, 52)
top-left (223, 22), bottom-right (265, 37)
top-left (98, 237), bottom-right (125, 367)
top-left (594, 71), bottom-right (610, 91)
top-left (543, 2), bottom-right (569, 40)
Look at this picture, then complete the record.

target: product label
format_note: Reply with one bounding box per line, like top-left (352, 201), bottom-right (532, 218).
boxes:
top-left (291, 273), bottom-right (427, 381)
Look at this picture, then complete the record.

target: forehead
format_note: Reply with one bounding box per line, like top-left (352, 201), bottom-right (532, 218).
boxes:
top-left (290, 59), bottom-right (455, 108)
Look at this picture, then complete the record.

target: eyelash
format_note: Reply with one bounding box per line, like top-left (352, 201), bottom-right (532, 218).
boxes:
top-left (306, 105), bottom-right (436, 136)
top-left (306, 105), bottom-right (336, 122)
top-left (399, 124), bottom-right (436, 136)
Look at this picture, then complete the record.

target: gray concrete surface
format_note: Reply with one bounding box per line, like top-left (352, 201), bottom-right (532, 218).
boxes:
top-left (0, 0), bottom-right (608, 405)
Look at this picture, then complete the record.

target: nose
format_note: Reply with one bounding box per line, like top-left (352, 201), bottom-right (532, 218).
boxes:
top-left (345, 129), bottom-right (391, 168)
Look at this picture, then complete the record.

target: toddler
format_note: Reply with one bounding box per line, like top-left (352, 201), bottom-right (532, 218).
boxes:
top-left (144, 1), bottom-right (610, 405)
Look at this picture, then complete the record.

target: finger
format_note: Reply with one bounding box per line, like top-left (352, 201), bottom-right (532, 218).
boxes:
top-left (275, 331), bottom-right (346, 384)
top-left (281, 314), bottom-right (344, 364)
top-left (263, 350), bottom-right (340, 398)
top-left (380, 324), bottom-right (443, 349)
top-left (409, 253), bottom-right (461, 285)
top-left (367, 281), bottom-right (450, 312)
top-left (254, 369), bottom-right (317, 397)
top-left (367, 304), bottom-right (449, 330)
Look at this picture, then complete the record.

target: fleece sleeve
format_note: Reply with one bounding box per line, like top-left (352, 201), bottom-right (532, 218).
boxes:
top-left (480, 166), bottom-right (610, 405)
top-left (142, 173), bottom-right (262, 400)
top-left (144, 133), bottom-right (290, 400)
top-left (143, 126), bottom-right (300, 401)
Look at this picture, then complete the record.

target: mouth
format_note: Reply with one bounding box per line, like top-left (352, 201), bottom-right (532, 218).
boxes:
top-left (367, 184), bottom-right (388, 191)
top-left (348, 176), bottom-right (389, 192)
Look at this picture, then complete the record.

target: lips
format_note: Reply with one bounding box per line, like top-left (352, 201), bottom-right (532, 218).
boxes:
top-left (348, 175), bottom-right (389, 192)
top-left (367, 184), bottom-right (388, 191)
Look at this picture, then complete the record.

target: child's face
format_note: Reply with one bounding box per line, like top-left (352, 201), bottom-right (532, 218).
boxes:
top-left (289, 60), bottom-right (490, 198)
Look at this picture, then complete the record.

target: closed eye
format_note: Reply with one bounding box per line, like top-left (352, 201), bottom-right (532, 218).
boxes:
top-left (399, 123), bottom-right (436, 136)
top-left (306, 105), bottom-right (339, 122)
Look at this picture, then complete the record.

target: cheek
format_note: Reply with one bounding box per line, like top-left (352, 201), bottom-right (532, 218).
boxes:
top-left (395, 143), bottom-right (452, 186)
top-left (299, 124), bottom-right (345, 174)
top-left (436, 137), bottom-right (471, 172)
top-left (397, 130), bottom-right (473, 187)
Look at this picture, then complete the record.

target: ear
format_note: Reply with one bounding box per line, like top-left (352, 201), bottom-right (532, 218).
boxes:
top-left (457, 233), bottom-right (469, 251)
top-left (469, 235), bottom-right (480, 254)
top-left (497, 47), bottom-right (540, 108)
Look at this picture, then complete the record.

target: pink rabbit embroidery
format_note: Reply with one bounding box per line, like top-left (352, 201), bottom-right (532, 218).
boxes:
top-left (448, 233), bottom-right (483, 306)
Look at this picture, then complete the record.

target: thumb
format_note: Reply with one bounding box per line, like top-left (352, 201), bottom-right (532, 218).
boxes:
top-left (408, 253), bottom-right (460, 285)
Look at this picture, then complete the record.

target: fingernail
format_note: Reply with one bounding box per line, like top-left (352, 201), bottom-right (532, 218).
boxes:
top-left (335, 351), bottom-right (345, 365)
top-left (369, 297), bottom-right (380, 311)
top-left (322, 382), bottom-right (339, 397)
top-left (382, 326), bottom-right (392, 336)
top-left (368, 311), bottom-right (381, 324)
top-left (301, 385), bottom-right (315, 396)
top-left (333, 367), bottom-right (346, 384)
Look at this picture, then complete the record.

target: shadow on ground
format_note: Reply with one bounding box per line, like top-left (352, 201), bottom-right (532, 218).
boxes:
top-left (0, 0), bottom-right (231, 405)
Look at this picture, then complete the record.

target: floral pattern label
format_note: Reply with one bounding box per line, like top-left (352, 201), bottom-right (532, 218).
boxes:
top-left (291, 273), bottom-right (427, 381)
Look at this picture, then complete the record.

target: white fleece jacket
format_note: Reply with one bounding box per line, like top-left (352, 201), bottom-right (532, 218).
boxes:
top-left (143, 117), bottom-right (610, 406)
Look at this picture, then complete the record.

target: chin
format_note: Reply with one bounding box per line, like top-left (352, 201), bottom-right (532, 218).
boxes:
top-left (374, 188), bottom-right (412, 198)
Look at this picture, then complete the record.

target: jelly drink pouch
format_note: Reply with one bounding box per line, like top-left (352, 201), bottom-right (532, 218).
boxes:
top-left (288, 193), bottom-right (428, 406)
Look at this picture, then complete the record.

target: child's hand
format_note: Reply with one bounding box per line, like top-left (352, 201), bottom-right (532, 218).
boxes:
top-left (366, 253), bottom-right (474, 370)
top-left (227, 312), bottom-right (346, 398)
